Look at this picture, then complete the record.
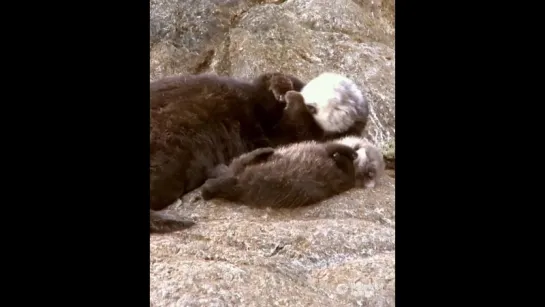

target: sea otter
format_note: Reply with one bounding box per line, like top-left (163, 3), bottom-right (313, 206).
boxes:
top-left (334, 136), bottom-right (386, 188)
top-left (200, 135), bottom-right (385, 208)
top-left (200, 140), bottom-right (358, 208)
top-left (268, 72), bottom-right (369, 145)
top-left (149, 72), bottom-right (305, 233)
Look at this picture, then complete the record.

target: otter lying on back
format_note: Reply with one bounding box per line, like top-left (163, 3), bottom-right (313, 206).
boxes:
top-left (201, 136), bottom-right (385, 208)
top-left (268, 72), bottom-right (369, 145)
top-left (335, 136), bottom-right (386, 188)
top-left (150, 72), bottom-right (305, 233)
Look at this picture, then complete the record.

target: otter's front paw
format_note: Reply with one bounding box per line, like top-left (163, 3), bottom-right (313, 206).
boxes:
top-left (269, 74), bottom-right (294, 101)
top-left (284, 90), bottom-right (307, 111)
top-left (325, 143), bottom-right (357, 161)
top-left (305, 103), bottom-right (318, 114)
top-left (330, 148), bottom-right (356, 177)
top-left (201, 177), bottom-right (238, 200)
top-left (201, 181), bottom-right (218, 200)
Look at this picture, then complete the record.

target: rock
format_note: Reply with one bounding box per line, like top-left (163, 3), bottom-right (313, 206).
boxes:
top-left (151, 176), bottom-right (395, 307)
top-left (150, 0), bottom-right (395, 148)
top-left (383, 138), bottom-right (395, 170)
top-left (150, 0), bottom-right (395, 306)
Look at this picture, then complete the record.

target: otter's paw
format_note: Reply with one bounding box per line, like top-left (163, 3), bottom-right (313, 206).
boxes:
top-left (331, 153), bottom-right (356, 177)
top-left (230, 147), bottom-right (274, 174)
top-left (305, 103), bottom-right (318, 114)
top-left (269, 74), bottom-right (294, 101)
top-left (326, 143), bottom-right (358, 161)
top-left (284, 90), bottom-right (307, 110)
top-left (201, 176), bottom-right (238, 200)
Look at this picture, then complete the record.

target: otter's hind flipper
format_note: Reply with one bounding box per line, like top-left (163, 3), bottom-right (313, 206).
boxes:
top-left (150, 210), bottom-right (195, 234)
top-left (229, 147), bottom-right (275, 174)
top-left (201, 176), bottom-right (242, 201)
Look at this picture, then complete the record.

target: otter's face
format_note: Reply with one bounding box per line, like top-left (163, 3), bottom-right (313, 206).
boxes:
top-left (356, 144), bottom-right (385, 188)
top-left (301, 88), bottom-right (358, 133)
top-left (337, 137), bottom-right (385, 189)
top-left (300, 78), bottom-right (336, 116)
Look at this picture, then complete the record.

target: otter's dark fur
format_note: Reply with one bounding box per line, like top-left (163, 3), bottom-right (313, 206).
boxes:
top-left (200, 141), bottom-right (358, 208)
top-left (267, 91), bottom-right (325, 145)
top-left (150, 72), bottom-right (305, 232)
top-left (268, 89), bottom-right (368, 146)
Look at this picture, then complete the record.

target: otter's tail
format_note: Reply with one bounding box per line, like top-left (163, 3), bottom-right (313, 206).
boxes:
top-left (150, 210), bottom-right (195, 234)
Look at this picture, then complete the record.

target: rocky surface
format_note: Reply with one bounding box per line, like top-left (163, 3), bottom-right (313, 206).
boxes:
top-left (151, 176), bottom-right (395, 307)
top-left (150, 0), bottom-right (395, 306)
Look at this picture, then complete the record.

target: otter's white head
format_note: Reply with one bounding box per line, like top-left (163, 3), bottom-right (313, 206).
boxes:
top-left (300, 72), bottom-right (368, 134)
top-left (335, 136), bottom-right (385, 188)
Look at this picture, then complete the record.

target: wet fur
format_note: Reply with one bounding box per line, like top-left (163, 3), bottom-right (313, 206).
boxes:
top-left (201, 141), bottom-right (359, 208)
top-left (150, 72), bottom-right (305, 232)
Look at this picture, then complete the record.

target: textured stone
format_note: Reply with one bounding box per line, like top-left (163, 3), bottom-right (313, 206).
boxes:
top-left (150, 0), bottom-right (395, 148)
top-left (150, 0), bottom-right (395, 305)
top-left (151, 175), bottom-right (395, 307)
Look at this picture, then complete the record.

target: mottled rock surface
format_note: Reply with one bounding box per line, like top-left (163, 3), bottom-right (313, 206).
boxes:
top-left (150, 0), bottom-right (395, 306)
top-left (151, 177), bottom-right (395, 307)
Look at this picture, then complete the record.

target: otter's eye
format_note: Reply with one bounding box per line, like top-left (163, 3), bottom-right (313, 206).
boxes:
top-left (353, 144), bottom-right (361, 151)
